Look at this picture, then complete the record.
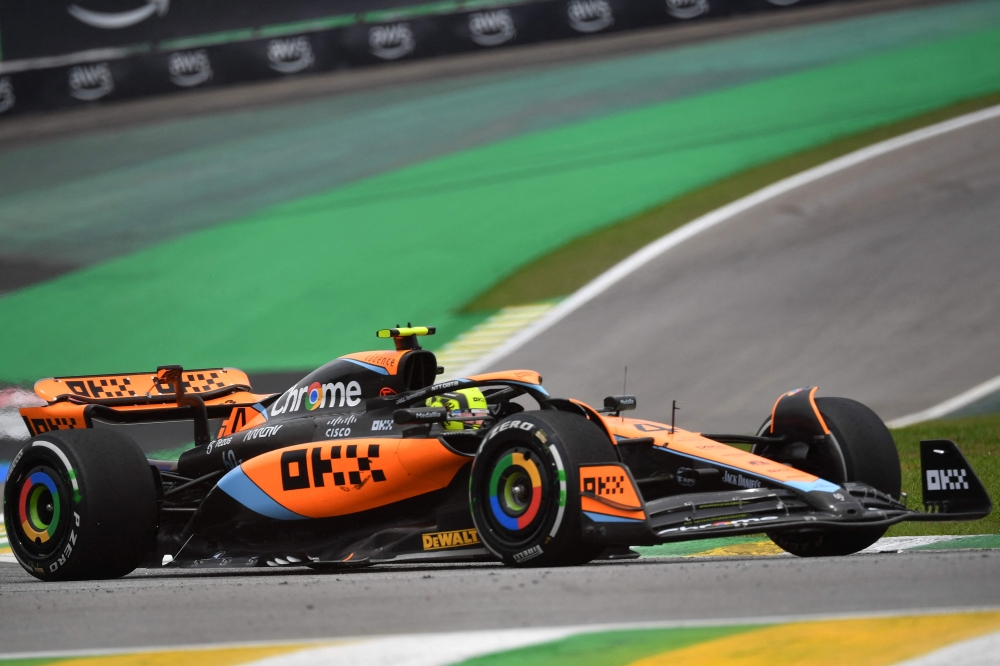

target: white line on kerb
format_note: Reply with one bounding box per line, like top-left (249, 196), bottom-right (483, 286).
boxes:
top-left (886, 372), bottom-right (1000, 429)
top-left (457, 102), bottom-right (1000, 424)
top-left (3, 606), bottom-right (999, 662)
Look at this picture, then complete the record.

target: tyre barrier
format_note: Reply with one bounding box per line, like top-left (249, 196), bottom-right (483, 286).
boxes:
top-left (0, 0), bottom-right (827, 117)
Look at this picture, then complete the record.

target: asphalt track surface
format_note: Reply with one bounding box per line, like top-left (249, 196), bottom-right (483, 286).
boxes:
top-left (3, 108), bottom-right (1000, 660)
top-left (4, 1), bottom-right (1000, 652)
top-left (496, 110), bottom-right (1000, 433)
top-left (1, 551), bottom-right (999, 652)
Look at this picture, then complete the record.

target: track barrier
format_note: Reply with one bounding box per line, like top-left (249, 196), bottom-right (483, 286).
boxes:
top-left (0, 0), bottom-right (834, 116)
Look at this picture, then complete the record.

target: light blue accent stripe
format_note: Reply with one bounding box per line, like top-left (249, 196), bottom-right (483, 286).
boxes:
top-left (785, 479), bottom-right (842, 493)
top-left (584, 511), bottom-right (643, 523)
top-left (509, 380), bottom-right (549, 396)
top-left (343, 358), bottom-right (389, 375)
top-left (218, 467), bottom-right (307, 521)
top-left (661, 448), bottom-right (842, 495)
top-left (0, 462), bottom-right (10, 481)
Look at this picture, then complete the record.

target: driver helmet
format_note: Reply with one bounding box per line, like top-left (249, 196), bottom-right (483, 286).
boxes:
top-left (426, 387), bottom-right (489, 430)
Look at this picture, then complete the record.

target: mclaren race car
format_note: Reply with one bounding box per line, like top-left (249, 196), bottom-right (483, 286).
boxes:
top-left (4, 327), bottom-right (992, 580)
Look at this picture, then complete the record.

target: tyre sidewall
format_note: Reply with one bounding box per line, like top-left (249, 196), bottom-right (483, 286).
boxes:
top-left (3, 430), bottom-right (158, 580)
top-left (816, 397), bottom-right (901, 497)
top-left (4, 438), bottom-right (89, 579)
top-left (757, 397), bottom-right (901, 557)
top-left (470, 410), bottom-right (614, 567)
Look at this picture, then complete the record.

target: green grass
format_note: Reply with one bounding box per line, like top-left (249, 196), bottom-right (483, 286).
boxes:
top-left (146, 443), bottom-right (196, 460)
top-left (463, 90), bottom-right (1000, 311)
top-left (887, 413), bottom-right (1000, 536)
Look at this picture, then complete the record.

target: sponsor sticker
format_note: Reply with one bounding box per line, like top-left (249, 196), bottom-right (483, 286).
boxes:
top-left (243, 424), bottom-right (283, 441)
top-left (721, 470), bottom-right (762, 489)
top-left (326, 414), bottom-right (359, 427)
top-left (268, 37), bottom-right (315, 74)
top-left (28, 417), bottom-right (79, 436)
top-left (205, 437), bottom-right (232, 454)
top-left (582, 474), bottom-right (626, 496)
top-left (372, 419), bottom-right (394, 432)
top-left (68, 0), bottom-right (169, 29)
top-left (567, 0), bottom-right (614, 33)
top-left (927, 469), bottom-right (969, 490)
top-left (513, 545), bottom-right (543, 563)
top-left (281, 444), bottom-right (385, 491)
top-left (168, 49), bottom-right (212, 88)
top-left (69, 63), bottom-right (114, 101)
top-left (487, 419), bottom-right (535, 440)
top-left (271, 381), bottom-right (362, 416)
top-left (369, 23), bottom-right (415, 60)
top-left (665, 0), bottom-right (709, 19)
top-left (469, 9), bottom-right (516, 47)
top-left (0, 78), bottom-right (14, 114)
top-left (422, 528), bottom-right (480, 551)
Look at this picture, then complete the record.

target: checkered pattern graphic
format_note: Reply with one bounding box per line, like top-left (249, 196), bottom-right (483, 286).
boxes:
top-left (67, 377), bottom-right (137, 398)
top-left (926, 468), bottom-right (970, 491)
top-left (313, 444), bottom-right (386, 487)
top-left (583, 475), bottom-right (625, 496)
top-left (154, 371), bottom-right (228, 395)
top-left (30, 417), bottom-right (79, 435)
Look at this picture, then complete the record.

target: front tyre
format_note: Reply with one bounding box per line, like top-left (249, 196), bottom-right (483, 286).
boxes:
top-left (3, 429), bottom-right (158, 581)
top-left (470, 410), bottom-right (617, 567)
top-left (759, 397), bottom-right (900, 557)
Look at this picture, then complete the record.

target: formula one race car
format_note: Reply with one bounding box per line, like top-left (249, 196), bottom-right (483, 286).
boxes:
top-left (4, 327), bottom-right (992, 580)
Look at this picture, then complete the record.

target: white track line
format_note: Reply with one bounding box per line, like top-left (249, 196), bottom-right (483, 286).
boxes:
top-left (886, 372), bottom-right (1000, 428)
top-left (457, 103), bottom-right (1000, 380)
top-left (892, 630), bottom-right (1000, 666)
top-left (246, 628), bottom-right (578, 666)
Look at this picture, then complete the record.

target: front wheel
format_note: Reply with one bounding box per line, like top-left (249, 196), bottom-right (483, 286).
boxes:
top-left (469, 410), bottom-right (618, 567)
top-left (3, 429), bottom-right (158, 580)
top-left (756, 396), bottom-right (900, 557)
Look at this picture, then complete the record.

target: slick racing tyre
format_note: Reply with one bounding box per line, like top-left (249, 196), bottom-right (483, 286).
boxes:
top-left (470, 410), bottom-right (618, 567)
top-left (3, 429), bottom-right (158, 581)
top-left (756, 397), bottom-right (901, 557)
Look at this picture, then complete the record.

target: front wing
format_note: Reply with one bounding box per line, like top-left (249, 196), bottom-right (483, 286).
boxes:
top-left (579, 439), bottom-right (992, 546)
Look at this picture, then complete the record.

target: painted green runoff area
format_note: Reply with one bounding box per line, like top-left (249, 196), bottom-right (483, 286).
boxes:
top-left (2, 28), bottom-right (1000, 381)
top-left (454, 625), bottom-right (757, 666)
top-left (633, 535), bottom-right (772, 558)
top-left (466, 89), bottom-right (1000, 310)
top-left (5, 0), bottom-right (1000, 271)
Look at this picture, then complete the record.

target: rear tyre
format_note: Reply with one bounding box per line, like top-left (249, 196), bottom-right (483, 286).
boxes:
top-left (470, 410), bottom-right (617, 567)
top-left (3, 429), bottom-right (158, 580)
top-left (757, 397), bottom-right (900, 557)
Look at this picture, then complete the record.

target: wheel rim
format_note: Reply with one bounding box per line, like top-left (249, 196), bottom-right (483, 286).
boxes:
top-left (13, 465), bottom-right (66, 557)
top-left (487, 448), bottom-right (544, 534)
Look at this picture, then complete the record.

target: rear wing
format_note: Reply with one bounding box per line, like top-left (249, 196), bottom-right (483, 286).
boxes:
top-left (20, 366), bottom-right (277, 441)
top-left (34, 367), bottom-right (251, 404)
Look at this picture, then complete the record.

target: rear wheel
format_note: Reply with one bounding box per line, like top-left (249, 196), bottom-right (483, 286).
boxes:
top-left (3, 429), bottom-right (158, 580)
top-left (470, 410), bottom-right (617, 567)
top-left (756, 397), bottom-right (900, 557)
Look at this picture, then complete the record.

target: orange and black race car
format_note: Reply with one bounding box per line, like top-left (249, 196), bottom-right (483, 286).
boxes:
top-left (4, 327), bottom-right (992, 580)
